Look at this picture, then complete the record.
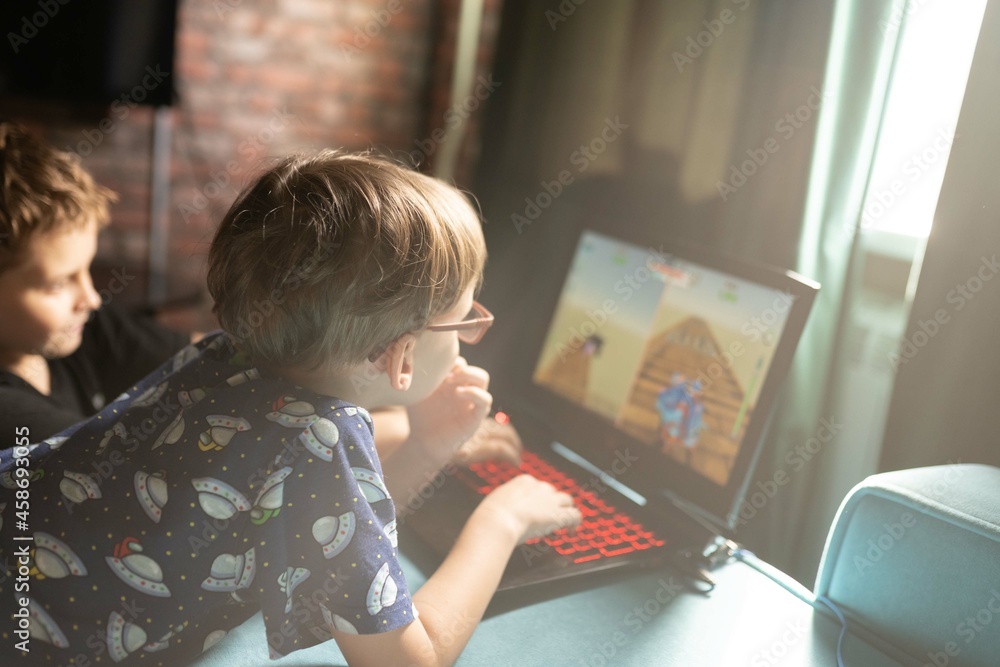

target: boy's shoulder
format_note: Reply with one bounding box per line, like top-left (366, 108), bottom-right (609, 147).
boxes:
top-left (112, 331), bottom-right (374, 442)
top-left (13, 332), bottom-right (373, 469)
top-left (115, 331), bottom-right (360, 413)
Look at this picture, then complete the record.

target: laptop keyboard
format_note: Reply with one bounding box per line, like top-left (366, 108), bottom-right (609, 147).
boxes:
top-left (455, 450), bottom-right (667, 564)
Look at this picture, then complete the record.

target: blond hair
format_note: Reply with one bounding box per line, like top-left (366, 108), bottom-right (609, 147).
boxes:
top-left (207, 150), bottom-right (487, 369)
top-left (0, 122), bottom-right (116, 272)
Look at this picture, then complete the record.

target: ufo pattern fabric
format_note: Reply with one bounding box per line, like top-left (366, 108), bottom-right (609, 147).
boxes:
top-left (0, 333), bottom-right (414, 666)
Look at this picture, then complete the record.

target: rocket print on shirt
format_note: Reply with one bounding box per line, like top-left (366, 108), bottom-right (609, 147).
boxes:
top-left (0, 332), bottom-right (415, 666)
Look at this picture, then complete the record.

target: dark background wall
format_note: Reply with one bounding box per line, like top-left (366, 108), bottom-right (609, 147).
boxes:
top-left (1, 0), bottom-right (501, 316)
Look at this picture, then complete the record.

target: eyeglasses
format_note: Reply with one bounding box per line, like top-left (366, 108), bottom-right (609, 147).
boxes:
top-left (423, 300), bottom-right (494, 344)
top-left (366, 301), bottom-right (495, 362)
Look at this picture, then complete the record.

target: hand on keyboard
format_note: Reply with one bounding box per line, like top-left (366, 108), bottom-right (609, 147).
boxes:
top-left (479, 474), bottom-right (582, 544)
top-left (459, 451), bottom-right (667, 563)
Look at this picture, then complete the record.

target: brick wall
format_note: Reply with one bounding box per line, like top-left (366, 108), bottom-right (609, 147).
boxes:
top-left (1, 0), bottom-right (501, 319)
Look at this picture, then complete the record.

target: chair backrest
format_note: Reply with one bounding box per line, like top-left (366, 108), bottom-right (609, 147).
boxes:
top-left (815, 464), bottom-right (1000, 667)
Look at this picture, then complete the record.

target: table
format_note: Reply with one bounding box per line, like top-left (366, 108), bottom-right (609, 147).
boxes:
top-left (191, 535), bottom-right (913, 666)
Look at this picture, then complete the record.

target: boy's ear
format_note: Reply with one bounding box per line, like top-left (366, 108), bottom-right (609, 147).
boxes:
top-left (382, 333), bottom-right (417, 392)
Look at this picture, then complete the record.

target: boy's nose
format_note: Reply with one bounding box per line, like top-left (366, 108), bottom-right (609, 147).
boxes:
top-left (80, 273), bottom-right (102, 311)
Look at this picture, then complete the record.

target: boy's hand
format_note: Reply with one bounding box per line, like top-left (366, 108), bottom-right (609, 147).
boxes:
top-left (478, 475), bottom-right (582, 543)
top-left (453, 416), bottom-right (523, 466)
top-left (406, 357), bottom-right (492, 458)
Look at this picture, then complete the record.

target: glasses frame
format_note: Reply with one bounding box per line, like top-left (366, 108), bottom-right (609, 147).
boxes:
top-left (423, 300), bottom-right (494, 344)
top-left (366, 300), bottom-right (494, 363)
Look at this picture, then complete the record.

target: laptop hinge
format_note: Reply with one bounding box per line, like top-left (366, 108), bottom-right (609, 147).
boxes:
top-left (548, 441), bottom-right (648, 507)
top-left (659, 489), bottom-right (732, 540)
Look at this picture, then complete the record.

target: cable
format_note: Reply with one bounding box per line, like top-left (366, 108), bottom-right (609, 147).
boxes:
top-left (815, 595), bottom-right (848, 667)
top-left (734, 549), bottom-right (848, 667)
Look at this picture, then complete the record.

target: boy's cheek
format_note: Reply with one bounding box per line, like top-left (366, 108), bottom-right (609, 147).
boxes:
top-left (3, 298), bottom-right (74, 353)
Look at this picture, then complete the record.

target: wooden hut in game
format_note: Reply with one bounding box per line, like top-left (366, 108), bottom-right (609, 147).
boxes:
top-left (617, 316), bottom-right (749, 485)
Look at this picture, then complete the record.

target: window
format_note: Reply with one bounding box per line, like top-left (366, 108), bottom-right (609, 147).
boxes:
top-left (859, 0), bottom-right (987, 240)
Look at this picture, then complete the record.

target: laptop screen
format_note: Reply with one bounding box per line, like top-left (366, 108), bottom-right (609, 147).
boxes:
top-left (522, 229), bottom-right (818, 528)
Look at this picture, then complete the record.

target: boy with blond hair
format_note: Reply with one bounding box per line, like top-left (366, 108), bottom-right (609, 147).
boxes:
top-left (0, 150), bottom-right (580, 666)
top-left (0, 121), bottom-right (191, 439)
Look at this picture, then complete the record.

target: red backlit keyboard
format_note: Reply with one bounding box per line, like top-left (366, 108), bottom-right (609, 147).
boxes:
top-left (455, 450), bottom-right (667, 564)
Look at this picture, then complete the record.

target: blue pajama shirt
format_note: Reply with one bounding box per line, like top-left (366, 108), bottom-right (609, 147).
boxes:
top-left (0, 333), bottom-right (415, 665)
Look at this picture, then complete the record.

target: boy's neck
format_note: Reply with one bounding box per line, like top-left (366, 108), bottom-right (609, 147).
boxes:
top-left (267, 363), bottom-right (373, 407)
top-left (0, 353), bottom-right (51, 396)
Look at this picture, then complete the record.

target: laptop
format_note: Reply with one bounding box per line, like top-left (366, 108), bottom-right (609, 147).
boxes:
top-left (402, 227), bottom-right (819, 591)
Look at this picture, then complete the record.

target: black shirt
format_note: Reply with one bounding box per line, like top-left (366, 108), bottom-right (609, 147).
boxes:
top-left (0, 305), bottom-right (189, 442)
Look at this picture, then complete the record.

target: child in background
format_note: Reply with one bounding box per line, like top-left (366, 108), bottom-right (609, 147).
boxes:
top-left (0, 122), bottom-right (191, 440)
top-left (0, 150), bottom-right (580, 666)
top-left (0, 121), bottom-right (518, 472)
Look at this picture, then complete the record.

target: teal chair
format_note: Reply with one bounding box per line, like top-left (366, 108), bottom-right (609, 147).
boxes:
top-left (815, 464), bottom-right (1000, 667)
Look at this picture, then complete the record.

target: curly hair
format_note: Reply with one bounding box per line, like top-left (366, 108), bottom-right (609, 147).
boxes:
top-left (0, 122), bottom-right (116, 272)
